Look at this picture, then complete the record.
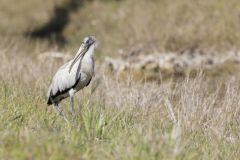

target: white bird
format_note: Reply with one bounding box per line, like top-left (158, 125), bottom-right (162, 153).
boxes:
top-left (47, 36), bottom-right (96, 115)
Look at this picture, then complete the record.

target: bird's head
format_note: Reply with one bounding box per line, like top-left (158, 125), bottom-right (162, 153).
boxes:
top-left (69, 36), bottom-right (96, 73)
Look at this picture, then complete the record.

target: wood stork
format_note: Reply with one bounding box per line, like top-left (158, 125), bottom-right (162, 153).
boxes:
top-left (47, 36), bottom-right (96, 115)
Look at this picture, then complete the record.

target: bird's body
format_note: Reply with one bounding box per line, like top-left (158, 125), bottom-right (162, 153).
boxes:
top-left (47, 36), bottom-right (96, 115)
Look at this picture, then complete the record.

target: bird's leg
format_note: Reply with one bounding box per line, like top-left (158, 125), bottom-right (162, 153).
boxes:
top-left (54, 103), bottom-right (64, 116)
top-left (69, 89), bottom-right (75, 115)
top-left (70, 96), bottom-right (75, 115)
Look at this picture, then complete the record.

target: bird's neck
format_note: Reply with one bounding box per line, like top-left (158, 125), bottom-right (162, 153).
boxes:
top-left (80, 45), bottom-right (95, 76)
top-left (81, 44), bottom-right (95, 67)
top-left (84, 44), bottom-right (95, 59)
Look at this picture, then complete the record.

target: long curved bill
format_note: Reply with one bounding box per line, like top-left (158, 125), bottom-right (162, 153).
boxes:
top-left (68, 46), bottom-right (88, 73)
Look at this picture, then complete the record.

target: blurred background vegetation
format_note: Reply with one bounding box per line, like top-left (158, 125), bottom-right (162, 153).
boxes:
top-left (1, 0), bottom-right (240, 56)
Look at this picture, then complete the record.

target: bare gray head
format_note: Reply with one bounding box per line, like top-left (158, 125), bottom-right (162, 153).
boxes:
top-left (69, 36), bottom-right (96, 73)
top-left (82, 36), bottom-right (96, 47)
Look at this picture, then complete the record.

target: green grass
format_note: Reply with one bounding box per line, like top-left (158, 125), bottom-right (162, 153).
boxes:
top-left (0, 75), bottom-right (239, 159)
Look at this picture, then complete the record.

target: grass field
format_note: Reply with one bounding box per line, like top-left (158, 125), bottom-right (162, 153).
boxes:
top-left (0, 0), bottom-right (240, 159)
top-left (0, 43), bottom-right (239, 159)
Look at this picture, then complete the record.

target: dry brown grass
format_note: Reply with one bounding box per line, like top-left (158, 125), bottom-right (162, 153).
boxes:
top-left (0, 0), bottom-right (240, 55)
top-left (65, 0), bottom-right (240, 53)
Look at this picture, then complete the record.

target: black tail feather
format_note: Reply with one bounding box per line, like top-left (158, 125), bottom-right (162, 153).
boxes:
top-left (47, 97), bottom-right (53, 105)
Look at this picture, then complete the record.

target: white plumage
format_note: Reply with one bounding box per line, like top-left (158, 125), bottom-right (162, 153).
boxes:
top-left (47, 36), bottom-right (96, 115)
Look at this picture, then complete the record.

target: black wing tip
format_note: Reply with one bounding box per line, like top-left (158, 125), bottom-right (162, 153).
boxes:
top-left (47, 99), bottom-right (53, 105)
top-left (47, 89), bottom-right (53, 105)
top-left (86, 78), bottom-right (92, 86)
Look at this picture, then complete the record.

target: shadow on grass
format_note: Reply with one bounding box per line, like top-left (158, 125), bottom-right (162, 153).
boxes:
top-left (24, 0), bottom-right (87, 46)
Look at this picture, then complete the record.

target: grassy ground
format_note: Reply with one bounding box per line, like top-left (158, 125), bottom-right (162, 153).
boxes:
top-left (0, 44), bottom-right (240, 159)
top-left (0, 0), bottom-right (240, 159)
